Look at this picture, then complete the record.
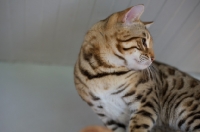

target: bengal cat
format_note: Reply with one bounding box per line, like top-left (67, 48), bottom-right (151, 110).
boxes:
top-left (74, 5), bottom-right (200, 132)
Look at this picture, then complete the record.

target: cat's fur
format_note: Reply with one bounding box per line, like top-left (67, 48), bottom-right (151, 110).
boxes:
top-left (74, 5), bottom-right (200, 132)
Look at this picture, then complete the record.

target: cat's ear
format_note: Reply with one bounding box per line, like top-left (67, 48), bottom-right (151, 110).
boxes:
top-left (143, 21), bottom-right (153, 28)
top-left (118, 5), bottom-right (144, 24)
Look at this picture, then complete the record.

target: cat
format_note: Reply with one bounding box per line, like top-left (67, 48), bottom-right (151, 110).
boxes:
top-left (74, 4), bottom-right (200, 132)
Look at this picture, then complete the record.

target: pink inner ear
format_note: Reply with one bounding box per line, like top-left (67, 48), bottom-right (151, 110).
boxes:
top-left (124, 5), bottom-right (144, 23)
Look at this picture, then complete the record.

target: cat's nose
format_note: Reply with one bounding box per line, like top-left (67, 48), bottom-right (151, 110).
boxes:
top-left (151, 57), bottom-right (154, 61)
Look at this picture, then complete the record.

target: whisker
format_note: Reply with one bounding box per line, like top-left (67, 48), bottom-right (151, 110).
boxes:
top-left (149, 64), bottom-right (159, 82)
top-left (148, 67), bottom-right (153, 80)
top-left (146, 67), bottom-right (150, 80)
top-left (151, 64), bottom-right (158, 73)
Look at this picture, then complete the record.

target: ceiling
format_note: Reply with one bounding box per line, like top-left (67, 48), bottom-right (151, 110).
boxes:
top-left (0, 0), bottom-right (200, 72)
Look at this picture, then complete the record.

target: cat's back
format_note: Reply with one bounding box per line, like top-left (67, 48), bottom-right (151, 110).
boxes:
top-left (153, 61), bottom-right (200, 129)
top-left (153, 61), bottom-right (200, 98)
top-left (153, 61), bottom-right (200, 85)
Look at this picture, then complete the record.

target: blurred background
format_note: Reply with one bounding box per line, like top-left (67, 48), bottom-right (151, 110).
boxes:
top-left (0, 0), bottom-right (200, 132)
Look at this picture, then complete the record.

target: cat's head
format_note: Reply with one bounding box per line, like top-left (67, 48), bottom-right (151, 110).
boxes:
top-left (83, 5), bottom-right (154, 71)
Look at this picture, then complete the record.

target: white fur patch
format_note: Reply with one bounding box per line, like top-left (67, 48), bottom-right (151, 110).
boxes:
top-left (102, 95), bottom-right (130, 123)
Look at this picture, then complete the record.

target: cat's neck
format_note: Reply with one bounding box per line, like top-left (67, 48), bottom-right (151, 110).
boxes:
top-left (78, 50), bottom-right (131, 79)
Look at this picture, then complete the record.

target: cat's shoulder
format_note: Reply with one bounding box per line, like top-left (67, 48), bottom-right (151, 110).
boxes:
top-left (153, 61), bottom-right (197, 80)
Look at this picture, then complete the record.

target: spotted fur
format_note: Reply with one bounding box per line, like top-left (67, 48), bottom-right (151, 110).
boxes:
top-left (74, 5), bottom-right (200, 132)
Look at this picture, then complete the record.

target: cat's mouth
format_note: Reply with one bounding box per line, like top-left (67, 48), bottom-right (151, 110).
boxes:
top-left (134, 59), bottom-right (142, 63)
top-left (134, 59), bottom-right (152, 66)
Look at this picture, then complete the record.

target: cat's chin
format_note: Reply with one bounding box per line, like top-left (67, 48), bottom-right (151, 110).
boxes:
top-left (127, 60), bottom-right (152, 71)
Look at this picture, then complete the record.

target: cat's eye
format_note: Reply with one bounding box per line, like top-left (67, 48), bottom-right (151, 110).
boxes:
top-left (123, 46), bottom-right (138, 51)
top-left (142, 38), bottom-right (147, 47)
top-left (123, 47), bottom-right (134, 51)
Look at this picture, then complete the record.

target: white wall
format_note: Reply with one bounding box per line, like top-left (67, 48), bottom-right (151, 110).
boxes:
top-left (0, 62), bottom-right (102, 132)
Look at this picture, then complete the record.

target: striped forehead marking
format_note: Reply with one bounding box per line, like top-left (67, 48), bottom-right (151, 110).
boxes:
top-left (143, 32), bottom-right (150, 48)
top-left (146, 33), bottom-right (150, 48)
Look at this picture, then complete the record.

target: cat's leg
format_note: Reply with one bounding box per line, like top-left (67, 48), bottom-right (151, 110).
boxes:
top-left (128, 112), bottom-right (157, 132)
top-left (122, 80), bottom-right (162, 132)
top-left (121, 89), bottom-right (159, 132)
top-left (128, 111), bottom-right (157, 132)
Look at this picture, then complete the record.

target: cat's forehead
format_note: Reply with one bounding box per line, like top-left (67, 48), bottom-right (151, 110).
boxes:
top-left (116, 22), bottom-right (150, 38)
